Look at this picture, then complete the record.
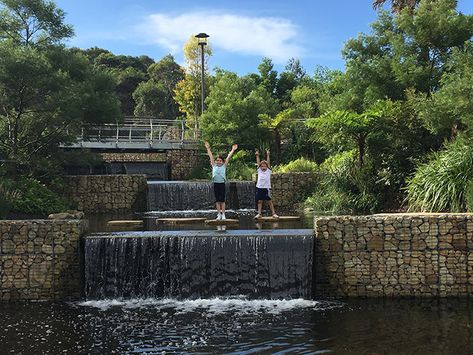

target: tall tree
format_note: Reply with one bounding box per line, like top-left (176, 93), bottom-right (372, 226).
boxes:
top-left (373, 0), bottom-right (420, 13)
top-left (78, 48), bottom-right (154, 115)
top-left (276, 58), bottom-right (306, 107)
top-left (307, 108), bottom-right (383, 167)
top-left (0, 0), bottom-right (121, 176)
top-left (341, 0), bottom-right (473, 112)
top-left (0, 0), bottom-right (73, 47)
top-left (258, 57), bottom-right (278, 96)
top-left (133, 54), bottom-right (184, 119)
top-left (418, 43), bottom-right (473, 138)
top-left (173, 35), bottom-right (212, 121)
top-left (200, 70), bottom-right (277, 148)
top-left (116, 67), bottom-right (146, 115)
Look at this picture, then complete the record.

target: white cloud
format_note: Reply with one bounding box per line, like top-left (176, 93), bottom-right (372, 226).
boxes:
top-left (136, 11), bottom-right (303, 63)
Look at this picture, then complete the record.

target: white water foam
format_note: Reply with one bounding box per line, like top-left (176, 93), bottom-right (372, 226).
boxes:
top-left (76, 298), bottom-right (343, 315)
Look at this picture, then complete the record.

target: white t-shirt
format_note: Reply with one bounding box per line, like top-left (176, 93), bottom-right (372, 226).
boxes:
top-left (256, 168), bottom-right (271, 188)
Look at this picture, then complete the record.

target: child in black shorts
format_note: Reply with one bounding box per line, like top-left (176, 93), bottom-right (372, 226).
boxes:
top-left (254, 148), bottom-right (278, 219)
top-left (204, 141), bottom-right (238, 220)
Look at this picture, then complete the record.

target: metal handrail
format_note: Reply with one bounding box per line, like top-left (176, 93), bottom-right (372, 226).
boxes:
top-left (78, 119), bottom-right (200, 145)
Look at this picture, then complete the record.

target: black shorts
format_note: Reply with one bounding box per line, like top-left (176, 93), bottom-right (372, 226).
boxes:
top-left (256, 187), bottom-right (271, 201)
top-left (214, 182), bottom-right (226, 202)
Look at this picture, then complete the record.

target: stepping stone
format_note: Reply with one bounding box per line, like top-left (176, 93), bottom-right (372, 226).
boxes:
top-left (156, 217), bottom-right (207, 224)
top-left (205, 219), bottom-right (239, 225)
top-left (256, 216), bottom-right (300, 222)
top-left (107, 220), bottom-right (143, 227)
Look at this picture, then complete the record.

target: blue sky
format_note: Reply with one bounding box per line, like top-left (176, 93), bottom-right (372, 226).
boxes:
top-left (55, 0), bottom-right (473, 75)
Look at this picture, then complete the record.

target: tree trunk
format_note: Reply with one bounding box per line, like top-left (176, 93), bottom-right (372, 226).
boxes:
top-left (274, 129), bottom-right (282, 164)
top-left (357, 135), bottom-right (365, 168)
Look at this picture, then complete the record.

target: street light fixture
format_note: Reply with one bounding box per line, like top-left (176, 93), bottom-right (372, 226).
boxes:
top-left (195, 32), bottom-right (209, 115)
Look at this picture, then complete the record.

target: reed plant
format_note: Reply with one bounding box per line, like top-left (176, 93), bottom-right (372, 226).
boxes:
top-left (406, 138), bottom-right (473, 212)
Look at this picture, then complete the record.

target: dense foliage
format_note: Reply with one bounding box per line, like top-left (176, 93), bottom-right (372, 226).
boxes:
top-left (406, 137), bottom-right (473, 212)
top-left (274, 158), bottom-right (318, 174)
top-left (0, 0), bottom-right (122, 215)
top-left (1, 0), bottom-right (473, 216)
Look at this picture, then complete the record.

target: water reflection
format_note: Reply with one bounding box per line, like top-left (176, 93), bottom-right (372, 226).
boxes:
top-left (86, 209), bottom-right (315, 233)
top-left (1, 299), bottom-right (472, 354)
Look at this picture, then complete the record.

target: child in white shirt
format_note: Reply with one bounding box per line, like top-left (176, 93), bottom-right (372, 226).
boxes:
top-left (254, 148), bottom-right (278, 219)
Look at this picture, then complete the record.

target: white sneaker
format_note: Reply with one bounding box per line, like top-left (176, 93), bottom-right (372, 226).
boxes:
top-left (254, 214), bottom-right (262, 219)
top-left (216, 213), bottom-right (222, 220)
top-left (221, 213), bottom-right (226, 220)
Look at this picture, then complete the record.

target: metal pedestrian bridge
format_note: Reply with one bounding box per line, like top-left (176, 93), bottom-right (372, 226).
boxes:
top-left (62, 117), bottom-right (200, 150)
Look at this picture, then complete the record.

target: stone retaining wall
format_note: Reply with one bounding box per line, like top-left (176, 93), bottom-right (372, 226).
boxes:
top-left (253, 172), bottom-right (316, 210)
top-left (0, 219), bottom-right (87, 301)
top-left (314, 213), bottom-right (473, 297)
top-left (167, 149), bottom-right (199, 180)
top-left (64, 175), bottom-right (147, 213)
top-left (101, 152), bottom-right (167, 162)
top-left (100, 149), bottom-right (198, 180)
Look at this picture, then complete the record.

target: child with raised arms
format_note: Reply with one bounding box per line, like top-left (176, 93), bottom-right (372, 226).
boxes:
top-left (204, 141), bottom-right (238, 220)
top-left (254, 148), bottom-right (278, 219)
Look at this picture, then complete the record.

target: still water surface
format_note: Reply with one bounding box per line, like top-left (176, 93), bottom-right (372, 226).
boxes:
top-left (87, 210), bottom-right (314, 234)
top-left (1, 298), bottom-right (472, 354)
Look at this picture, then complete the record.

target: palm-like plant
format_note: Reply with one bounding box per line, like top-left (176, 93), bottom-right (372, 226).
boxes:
top-left (373, 0), bottom-right (420, 13)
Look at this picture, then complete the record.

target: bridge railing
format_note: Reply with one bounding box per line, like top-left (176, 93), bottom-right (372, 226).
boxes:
top-left (72, 118), bottom-right (201, 149)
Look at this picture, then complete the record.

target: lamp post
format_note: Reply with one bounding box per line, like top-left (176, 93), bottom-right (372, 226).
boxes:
top-left (195, 33), bottom-right (209, 115)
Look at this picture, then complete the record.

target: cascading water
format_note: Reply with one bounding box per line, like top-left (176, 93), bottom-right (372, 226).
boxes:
top-left (84, 230), bottom-right (314, 300)
top-left (147, 181), bottom-right (255, 211)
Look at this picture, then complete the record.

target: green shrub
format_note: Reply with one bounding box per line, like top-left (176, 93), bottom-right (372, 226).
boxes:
top-left (226, 150), bottom-right (254, 180)
top-left (306, 184), bottom-right (354, 214)
top-left (406, 137), bottom-right (473, 212)
top-left (10, 178), bottom-right (73, 216)
top-left (274, 157), bottom-right (318, 173)
top-left (305, 150), bottom-right (381, 214)
top-left (465, 180), bottom-right (473, 212)
top-left (0, 176), bottom-right (20, 219)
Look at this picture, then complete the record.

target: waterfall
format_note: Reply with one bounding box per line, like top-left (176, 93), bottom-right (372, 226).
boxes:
top-left (147, 181), bottom-right (255, 211)
top-left (84, 230), bottom-right (314, 300)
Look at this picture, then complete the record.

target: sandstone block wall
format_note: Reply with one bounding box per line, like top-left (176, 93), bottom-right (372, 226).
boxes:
top-left (253, 172), bottom-right (316, 210)
top-left (101, 152), bottom-right (167, 162)
top-left (167, 149), bottom-right (199, 180)
top-left (0, 219), bottom-right (87, 301)
top-left (100, 149), bottom-right (198, 180)
top-left (315, 213), bottom-right (473, 297)
top-left (64, 175), bottom-right (147, 213)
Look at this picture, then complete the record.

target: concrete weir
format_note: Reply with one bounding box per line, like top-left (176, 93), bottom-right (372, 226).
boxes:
top-left (83, 229), bottom-right (314, 300)
top-left (3, 213), bottom-right (473, 301)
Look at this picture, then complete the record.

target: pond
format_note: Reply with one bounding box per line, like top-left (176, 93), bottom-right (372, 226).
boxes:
top-left (87, 209), bottom-right (315, 233)
top-left (1, 298), bottom-right (471, 354)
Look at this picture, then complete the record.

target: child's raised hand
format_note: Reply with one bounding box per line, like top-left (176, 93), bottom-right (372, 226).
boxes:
top-left (255, 148), bottom-right (260, 155)
top-left (265, 149), bottom-right (270, 155)
top-left (204, 141), bottom-right (210, 149)
top-left (232, 144), bottom-right (238, 151)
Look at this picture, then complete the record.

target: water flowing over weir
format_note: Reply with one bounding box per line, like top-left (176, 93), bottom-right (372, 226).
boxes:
top-left (147, 181), bottom-right (255, 211)
top-left (84, 230), bottom-right (314, 300)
